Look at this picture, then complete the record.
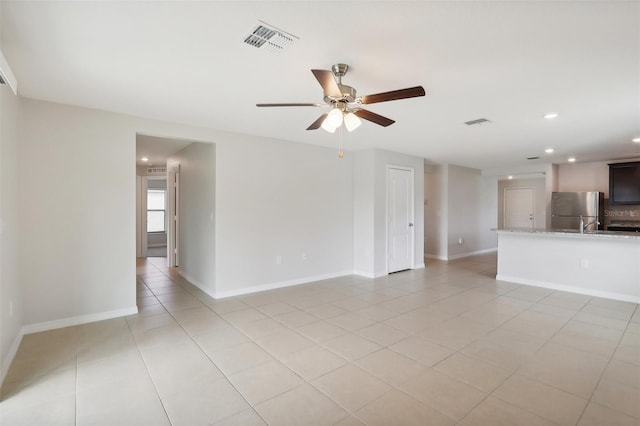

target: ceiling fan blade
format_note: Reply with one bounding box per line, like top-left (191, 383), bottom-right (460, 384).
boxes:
top-left (353, 109), bottom-right (395, 127)
top-left (311, 69), bottom-right (342, 97)
top-left (306, 113), bottom-right (328, 130)
top-left (360, 86), bottom-right (426, 105)
top-left (257, 103), bottom-right (324, 107)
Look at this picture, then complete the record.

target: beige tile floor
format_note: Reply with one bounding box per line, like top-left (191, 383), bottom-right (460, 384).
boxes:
top-left (1, 254), bottom-right (639, 425)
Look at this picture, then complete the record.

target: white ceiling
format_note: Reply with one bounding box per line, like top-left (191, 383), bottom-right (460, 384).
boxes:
top-left (2, 1), bottom-right (639, 171)
top-left (136, 134), bottom-right (193, 167)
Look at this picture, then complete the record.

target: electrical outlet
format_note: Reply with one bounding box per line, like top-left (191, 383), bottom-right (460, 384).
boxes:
top-left (458, 237), bottom-right (463, 245)
top-left (276, 255), bottom-right (282, 265)
top-left (302, 253), bottom-right (308, 262)
top-left (579, 258), bottom-right (589, 269)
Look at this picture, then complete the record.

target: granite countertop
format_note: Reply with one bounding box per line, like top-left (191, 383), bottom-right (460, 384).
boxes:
top-left (494, 227), bottom-right (640, 239)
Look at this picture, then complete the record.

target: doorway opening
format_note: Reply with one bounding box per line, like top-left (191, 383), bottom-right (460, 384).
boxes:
top-left (135, 134), bottom-right (191, 264)
top-left (145, 178), bottom-right (168, 257)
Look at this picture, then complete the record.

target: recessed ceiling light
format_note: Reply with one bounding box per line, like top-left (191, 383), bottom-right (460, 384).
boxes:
top-left (545, 148), bottom-right (554, 154)
top-left (568, 157), bottom-right (576, 163)
top-left (141, 157), bottom-right (149, 162)
top-left (633, 137), bottom-right (640, 143)
top-left (544, 113), bottom-right (558, 119)
top-left (508, 176), bottom-right (513, 180)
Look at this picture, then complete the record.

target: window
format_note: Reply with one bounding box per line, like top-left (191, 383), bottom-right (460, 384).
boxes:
top-left (147, 189), bottom-right (166, 233)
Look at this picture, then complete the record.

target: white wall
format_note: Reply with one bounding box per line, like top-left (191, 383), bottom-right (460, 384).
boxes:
top-left (478, 175), bottom-right (499, 250)
top-left (15, 98), bottom-right (369, 327)
top-left (168, 143), bottom-right (216, 294)
top-left (353, 150), bottom-right (375, 276)
top-left (425, 164), bottom-right (497, 260)
top-left (447, 165), bottom-right (496, 258)
top-left (0, 81), bottom-right (23, 382)
top-left (19, 99), bottom-right (138, 327)
top-left (424, 165), bottom-right (448, 259)
top-left (558, 161), bottom-right (610, 195)
top-left (214, 138), bottom-right (354, 296)
top-left (546, 163), bottom-right (559, 226)
top-left (498, 178), bottom-right (547, 228)
top-left (497, 231), bottom-right (640, 303)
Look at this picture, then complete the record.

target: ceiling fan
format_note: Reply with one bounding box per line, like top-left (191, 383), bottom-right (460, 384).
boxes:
top-left (257, 63), bottom-right (425, 133)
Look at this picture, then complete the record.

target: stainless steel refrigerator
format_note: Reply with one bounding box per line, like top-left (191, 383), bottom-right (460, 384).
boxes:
top-left (551, 192), bottom-right (604, 231)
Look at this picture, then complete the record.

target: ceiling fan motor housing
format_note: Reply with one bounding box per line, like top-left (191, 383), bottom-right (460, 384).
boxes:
top-left (324, 84), bottom-right (357, 104)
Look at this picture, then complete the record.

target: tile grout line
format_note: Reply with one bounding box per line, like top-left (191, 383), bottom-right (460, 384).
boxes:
top-left (136, 260), bottom-right (271, 425)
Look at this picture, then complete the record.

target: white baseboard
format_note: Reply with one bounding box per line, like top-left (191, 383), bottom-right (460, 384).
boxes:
top-left (353, 270), bottom-right (377, 278)
top-left (425, 254), bottom-right (448, 261)
top-left (496, 274), bottom-right (640, 304)
top-left (426, 247), bottom-right (497, 261)
top-left (21, 306), bottom-right (139, 335)
top-left (413, 263), bottom-right (426, 270)
top-left (178, 270), bottom-right (216, 299)
top-left (1, 328), bottom-right (25, 385)
top-left (178, 270), bottom-right (204, 289)
top-left (1, 305), bottom-right (138, 386)
top-left (213, 270), bottom-right (353, 299)
top-left (448, 247), bottom-right (497, 261)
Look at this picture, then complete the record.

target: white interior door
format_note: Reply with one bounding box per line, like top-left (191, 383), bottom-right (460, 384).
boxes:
top-left (388, 167), bottom-right (414, 273)
top-left (504, 187), bottom-right (534, 228)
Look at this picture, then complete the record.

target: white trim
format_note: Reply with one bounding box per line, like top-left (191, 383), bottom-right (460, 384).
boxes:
top-left (496, 274), bottom-right (640, 304)
top-left (2, 306), bottom-right (138, 385)
top-left (413, 263), bottom-right (426, 269)
top-left (212, 270), bottom-right (353, 299)
top-left (178, 270), bottom-right (208, 294)
top-left (1, 328), bottom-right (25, 385)
top-left (21, 306), bottom-right (139, 335)
top-left (141, 177), bottom-right (148, 257)
top-left (425, 248), bottom-right (497, 261)
top-left (448, 247), bottom-right (497, 260)
top-left (353, 270), bottom-right (388, 278)
top-left (425, 254), bottom-right (448, 260)
top-left (353, 270), bottom-right (375, 278)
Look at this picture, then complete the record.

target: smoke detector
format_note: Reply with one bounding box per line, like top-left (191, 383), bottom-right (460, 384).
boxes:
top-left (243, 21), bottom-right (298, 52)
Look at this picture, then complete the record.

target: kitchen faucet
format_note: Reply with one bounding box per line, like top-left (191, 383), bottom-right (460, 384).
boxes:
top-left (579, 216), bottom-right (600, 233)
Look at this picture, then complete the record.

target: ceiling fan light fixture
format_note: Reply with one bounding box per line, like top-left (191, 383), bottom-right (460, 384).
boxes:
top-left (326, 107), bottom-right (344, 128)
top-left (344, 112), bottom-right (362, 132)
top-left (321, 118), bottom-right (338, 133)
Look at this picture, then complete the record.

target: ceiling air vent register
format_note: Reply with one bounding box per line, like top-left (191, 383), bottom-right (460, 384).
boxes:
top-left (147, 167), bottom-right (167, 174)
top-left (243, 21), bottom-right (298, 52)
top-left (464, 118), bottom-right (491, 126)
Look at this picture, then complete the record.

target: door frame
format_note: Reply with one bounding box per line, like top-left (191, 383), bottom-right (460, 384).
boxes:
top-left (503, 186), bottom-right (535, 228)
top-left (141, 176), bottom-right (169, 258)
top-left (386, 165), bottom-right (415, 274)
top-left (167, 165), bottom-right (180, 267)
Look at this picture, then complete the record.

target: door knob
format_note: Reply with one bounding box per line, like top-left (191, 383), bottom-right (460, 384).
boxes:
top-left (408, 223), bottom-right (414, 227)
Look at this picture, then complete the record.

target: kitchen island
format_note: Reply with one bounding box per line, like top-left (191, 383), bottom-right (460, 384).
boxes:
top-left (496, 228), bottom-right (640, 303)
